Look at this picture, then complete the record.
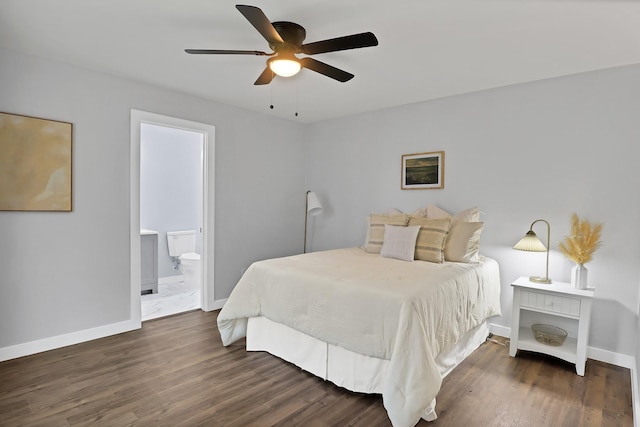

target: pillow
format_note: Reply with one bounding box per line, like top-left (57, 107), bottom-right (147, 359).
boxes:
top-left (410, 204), bottom-right (451, 219)
top-left (426, 204), bottom-right (452, 219)
top-left (364, 213), bottom-right (410, 254)
top-left (385, 208), bottom-right (404, 215)
top-left (444, 222), bottom-right (484, 263)
top-left (380, 225), bottom-right (421, 262)
top-left (452, 206), bottom-right (480, 224)
top-left (362, 208), bottom-right (405, 248)
top-left (407, 217), bottom-right (452, 263)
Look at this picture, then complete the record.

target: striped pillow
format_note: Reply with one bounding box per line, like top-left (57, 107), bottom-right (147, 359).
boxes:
top-left (364, 213), bottom-right (410, 254)
top-left (408, 216), bottom-right (452, 263)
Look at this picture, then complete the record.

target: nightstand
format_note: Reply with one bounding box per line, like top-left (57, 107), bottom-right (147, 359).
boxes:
top-left (509, 276), bottom-right (594, 376)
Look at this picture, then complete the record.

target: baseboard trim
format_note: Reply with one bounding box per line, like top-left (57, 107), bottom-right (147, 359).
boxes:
top-left (631, 365), bottom-right (640, 427)
top-left (206, 298), bottom-right (227, 311)
top-left (588, 346), bottom-right (636, 369)
top-left (489, 323), bottom-right (511, 338)
top-left (0, 319), bottom-right (141, 363)
top-left (2, 297), bottom-right (226, 363)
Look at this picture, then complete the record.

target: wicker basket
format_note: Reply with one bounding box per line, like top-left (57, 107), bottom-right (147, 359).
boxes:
top-left (531, 324), bottom-right (567, 346)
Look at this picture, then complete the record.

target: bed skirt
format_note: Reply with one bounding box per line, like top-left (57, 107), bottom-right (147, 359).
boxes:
top-left (246, 316), bottom-right (490, 422)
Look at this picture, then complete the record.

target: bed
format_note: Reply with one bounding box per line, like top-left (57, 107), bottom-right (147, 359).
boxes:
top-left (218, 208), bottom-right (501, 426)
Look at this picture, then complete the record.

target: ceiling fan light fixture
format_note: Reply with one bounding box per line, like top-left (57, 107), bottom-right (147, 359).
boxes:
top-left (269, 55), bottom-right (301, 77)
top-left (186, 5), bottom-right (379, 85)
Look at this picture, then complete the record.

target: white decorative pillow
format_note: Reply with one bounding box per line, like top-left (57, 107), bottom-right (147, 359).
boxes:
top-left (445, 222), bottom-right (484, 263)
top-left (380, 225), bottom-right (421, 262)
top-left (364, 213), bottom-right (410, 254)
top-left (407, 217), bottom-right (452, 263)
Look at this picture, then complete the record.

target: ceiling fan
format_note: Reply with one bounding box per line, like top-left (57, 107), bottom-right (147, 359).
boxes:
top-left (185, 4), bottom-right (379, 85)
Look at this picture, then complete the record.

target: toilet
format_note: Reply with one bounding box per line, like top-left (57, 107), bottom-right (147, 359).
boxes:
top-left (166, 230), bottom-right (201, 289)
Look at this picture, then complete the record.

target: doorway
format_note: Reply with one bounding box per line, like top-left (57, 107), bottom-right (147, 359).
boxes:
top-left (130, 110), bottom-right (215, 325)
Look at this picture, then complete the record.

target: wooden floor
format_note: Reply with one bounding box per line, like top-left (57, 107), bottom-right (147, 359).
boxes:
top-left (0, 310), bottom-right (633, 426)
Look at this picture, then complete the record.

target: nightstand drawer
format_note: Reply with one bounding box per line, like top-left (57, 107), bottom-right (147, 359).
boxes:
top-left (519, 290), bottom-right (581, 317)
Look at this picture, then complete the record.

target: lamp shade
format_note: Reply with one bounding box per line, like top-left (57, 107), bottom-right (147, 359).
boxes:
top-left (513, 231), bottom-right (547, 252)
top-left (269, 55), bottom-right (301, 77)
top-left (513, 219), bottom-right (552, 284)
top-left (306, 191), bottom-right (323, 216)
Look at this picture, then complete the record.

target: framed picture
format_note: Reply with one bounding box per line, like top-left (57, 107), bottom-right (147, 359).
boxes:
top-left (401, 151), bottom-right (444, 190)
top-left (0, 112), bottom-right (73, 211)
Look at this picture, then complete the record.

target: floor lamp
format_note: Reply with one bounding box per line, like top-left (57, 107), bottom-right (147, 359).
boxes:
top-left (304, 191), bottom-right (323, 253)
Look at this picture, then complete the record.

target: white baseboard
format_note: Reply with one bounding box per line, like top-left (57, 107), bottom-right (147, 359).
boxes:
top-left (632, 365), bottom-right (640, 427)
top-left (489, 323), bottom-right (511, 338)
top-left (2, 297), bottom-right (227, 363)
top-left (207, 298), bottom-right (227, 311)
top-left (0, 319), bottom-right (141, 363)
top-left (588, 346), bottom-right (636, 369)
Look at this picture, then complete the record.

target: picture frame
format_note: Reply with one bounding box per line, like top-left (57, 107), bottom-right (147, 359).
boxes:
top-left (0, 112), bottom-right (73, 211)
top-left (401, 151), bottom-right (444, 190)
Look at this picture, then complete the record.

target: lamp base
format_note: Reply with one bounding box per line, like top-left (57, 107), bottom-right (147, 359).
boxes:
top-left (530, 276), bottom-right (552, 284)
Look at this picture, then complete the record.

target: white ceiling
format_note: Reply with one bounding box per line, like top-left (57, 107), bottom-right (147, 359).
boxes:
top-left (1, 0), bottom-right (639, 123)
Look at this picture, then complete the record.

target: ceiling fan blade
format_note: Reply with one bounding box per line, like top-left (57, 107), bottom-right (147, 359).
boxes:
top-left (185, 49), bottom-right (271, 56)
top-left (236, 5), bottom-right (284, 45)
top-left (254, 67), bottom-right (275, 85)
top-left (300, 57), bottom-right (354, 82)
top-left (301, 32), bottom-right (378, 55)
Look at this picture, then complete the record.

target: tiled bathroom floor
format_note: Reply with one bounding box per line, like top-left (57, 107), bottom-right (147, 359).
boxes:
top-left (141, 280), bottom-right (201, 321)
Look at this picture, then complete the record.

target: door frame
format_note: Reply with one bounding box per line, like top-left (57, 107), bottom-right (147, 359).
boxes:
top-left (130, 109), bottom-right (215, 325)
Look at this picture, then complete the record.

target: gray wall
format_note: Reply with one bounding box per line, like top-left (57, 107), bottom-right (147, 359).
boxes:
top-left (306, 64), bottom-right (640, 357)
top-left (0, 47), bottom-right (306, 348)
top-left (1, 44), bottom-right (639, 363)
top-left (140, 123), bottom-right (202, 278)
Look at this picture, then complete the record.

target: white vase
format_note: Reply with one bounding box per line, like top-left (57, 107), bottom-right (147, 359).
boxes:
top-left (571, 263), bottom-right (588, 289)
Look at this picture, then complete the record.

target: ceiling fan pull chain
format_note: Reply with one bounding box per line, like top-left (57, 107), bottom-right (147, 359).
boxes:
top-left (269, 79), bottom-right (274, 110)
top-left (295, 82), bottom-right (299, 117)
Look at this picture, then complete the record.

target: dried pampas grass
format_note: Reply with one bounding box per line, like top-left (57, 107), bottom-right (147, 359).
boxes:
top-left (558, 213), bottom-right (603, 264)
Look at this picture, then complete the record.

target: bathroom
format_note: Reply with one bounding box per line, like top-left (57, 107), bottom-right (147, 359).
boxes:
top-left (140, 122), bottom-right (204, 321)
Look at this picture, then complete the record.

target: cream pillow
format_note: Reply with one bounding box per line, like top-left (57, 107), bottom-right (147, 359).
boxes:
top-left (364, 213), bottom-right (410, 254)
top-left (426, 204), bottom-right (452, 219)
top-left (380, 225), bottom-right (420, 262)
top-left (452, 206), bottom-right (480, 224)
top-left (408, 217), bottom-right (452, 263)
top-left (410, 204), bottom-right (451, 219)
top-left (362, 208), bottom-right (405, 248)
top-left (444, 222), bottom-right (484, 263)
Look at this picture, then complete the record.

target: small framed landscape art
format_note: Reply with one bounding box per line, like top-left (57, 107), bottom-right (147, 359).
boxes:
top-left (0, 112), bottom-right (73, 211)
top-left (401, 151), bottom-right (444, 190)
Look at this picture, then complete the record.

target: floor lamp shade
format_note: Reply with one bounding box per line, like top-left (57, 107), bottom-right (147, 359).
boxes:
top-left (304, 191), bottom-right (323, 253)
top-left (307, 191), bottom-right (323, 216)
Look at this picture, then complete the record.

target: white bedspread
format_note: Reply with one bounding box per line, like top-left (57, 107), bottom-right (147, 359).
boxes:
top-left (218, 247), bottom-right (501, 427)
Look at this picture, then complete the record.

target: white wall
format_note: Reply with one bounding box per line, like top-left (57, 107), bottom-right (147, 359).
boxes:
top-left (140, 123), bottom-right (203, 278)
top-left (306, 64), bottom-right (640, 357)
top-left (0, 47), bottom-right (306, 351)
